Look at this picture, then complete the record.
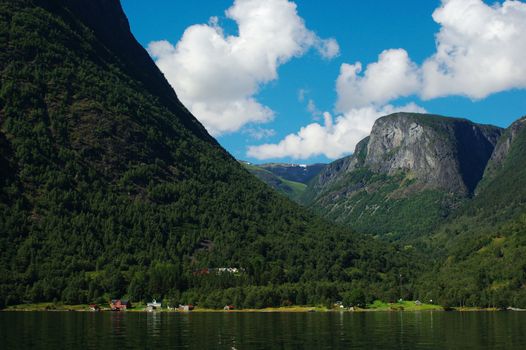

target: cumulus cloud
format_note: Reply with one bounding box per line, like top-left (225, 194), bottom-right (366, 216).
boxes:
top-left (333, 0), bottom-right (526, 104)
top-left (148, 0), bottom-right (339, 136)
top-left (247, 103), bottom-right (425, 160)
top-left (421, 0), bottom-right (526, 99)
top-left (336, 49), bottom-right (420, 111)
top-left (316, 38), bottom-right (340, 59)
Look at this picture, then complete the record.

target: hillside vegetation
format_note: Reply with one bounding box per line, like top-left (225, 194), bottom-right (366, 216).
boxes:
top-left (415, 117), bottom-right (526, 307)
top-left (241, 162), bottom-right (307, 202)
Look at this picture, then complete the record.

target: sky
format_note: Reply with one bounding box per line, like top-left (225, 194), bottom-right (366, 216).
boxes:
top-left (121, 0), bottom-right (526, 164)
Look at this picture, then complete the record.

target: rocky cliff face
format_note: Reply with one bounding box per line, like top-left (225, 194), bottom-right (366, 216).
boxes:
top-left (366, 113), bottom-right (501, 193)
top-left (303, 113), bottom-right (502, 238)
top-left (314, 137), bottom-right (368, 186)
top-left (311, 113), bottom-right (502, 196)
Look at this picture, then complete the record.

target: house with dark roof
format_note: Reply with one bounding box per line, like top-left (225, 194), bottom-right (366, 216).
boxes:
top-left (110, 299), bottom-right (132, 311)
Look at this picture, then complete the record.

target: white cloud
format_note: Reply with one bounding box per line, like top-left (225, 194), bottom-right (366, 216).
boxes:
top-left (307, 99), bottom-right (322, 120)
top-left (333, 0), bottom-right (526, 102)
top-left (297, 88), bottom-right (308, 102)
top-left (316, 38), bottom-right (340, 59)
top-left (148, 0), bottom-right (339, 136)
top-left (247, 103), bottom-right (425, 160)
top-left (335, 49), bottom-right (420, 111)
top-left (244, 127), bottom-right (276, 140)
top-left (422, 0), bottom-right (526, 99)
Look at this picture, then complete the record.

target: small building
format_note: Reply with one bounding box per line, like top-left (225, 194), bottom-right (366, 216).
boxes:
top-left (193, 268), bottom-right (210, 276)
top-left (224, 305), bottom-right (235, 310)
top-left (88, 304), bottom-right (100, 311)
top-left (415, 300), bottom-right (422, 306)
top-left (147, 299), bottom-right (162, 310)
top-left (178, 304), bottom-right (194, 312)
top-left (110, 299), bottom-right (132, 311)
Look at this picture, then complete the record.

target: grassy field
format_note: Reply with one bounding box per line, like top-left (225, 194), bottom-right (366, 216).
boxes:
top-left (4, 301), bottom-right (501, 312)
top-left (364, 300), bottom-right (444, 311)
top-left (4, 303), bottom-right (92, 311)
top-left (193, 306), bottom-right (328, 313)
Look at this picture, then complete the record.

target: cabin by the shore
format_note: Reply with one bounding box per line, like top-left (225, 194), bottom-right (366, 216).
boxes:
top-left (178, 304), bottom-right (194, 312)
top-left (110, 299), bottom-right (131, 311)
top-left (147, 299), bottom-right (162, 310)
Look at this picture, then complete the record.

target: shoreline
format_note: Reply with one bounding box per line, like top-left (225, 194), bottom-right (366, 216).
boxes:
top-left (0, 302), bottom-right (506, 313)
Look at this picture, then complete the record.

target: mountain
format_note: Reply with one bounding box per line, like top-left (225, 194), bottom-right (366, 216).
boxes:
top-left (241, 162), bottom-right (325, 202)
top-left (303, 113), bottom-right (502, 239)
top-left (416, 116), bottom-right (526, 307)
top-left (240, 162), bottom-right (307, 202)
top-left (0, 0), bottom-right (413, 308)
top-left (258, 163), bottom-right (326, 183)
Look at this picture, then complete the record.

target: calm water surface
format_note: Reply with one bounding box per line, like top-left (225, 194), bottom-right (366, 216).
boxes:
top-left (1, 311), bottom-right (525, 349)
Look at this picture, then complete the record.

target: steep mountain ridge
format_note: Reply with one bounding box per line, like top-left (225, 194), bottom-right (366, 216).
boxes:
top-left (59, 0), bottom-right (213, 143)
top-left (303, 113), bottom-right (502, 238)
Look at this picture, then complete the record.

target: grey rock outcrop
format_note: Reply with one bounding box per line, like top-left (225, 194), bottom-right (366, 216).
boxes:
top-left (308, 112), bottom-right (502, 199)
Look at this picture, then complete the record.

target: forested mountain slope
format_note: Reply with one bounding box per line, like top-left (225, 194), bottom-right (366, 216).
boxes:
top-left (415, 117), bottom-right (526, 307)
top-left (0, 0), bottom-right (415, 308)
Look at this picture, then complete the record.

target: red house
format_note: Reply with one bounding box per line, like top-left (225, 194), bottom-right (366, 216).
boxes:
top-left (110, 299), bottom-right (132, 311)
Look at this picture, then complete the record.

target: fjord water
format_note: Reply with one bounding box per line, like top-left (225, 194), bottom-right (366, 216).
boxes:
top-left (1, 312), bottom-right (525, 349)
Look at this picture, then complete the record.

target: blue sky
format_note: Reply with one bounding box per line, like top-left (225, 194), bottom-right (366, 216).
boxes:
top-left (121, 0), bottom-right (526, 164)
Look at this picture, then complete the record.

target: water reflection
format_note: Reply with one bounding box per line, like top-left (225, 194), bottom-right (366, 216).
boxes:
top-left (1, 311), bottom-right (526, 349)
top-left (109, 312), bottom-right (126, 338)
top-left (146, 312), bottom-right (161, 337)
